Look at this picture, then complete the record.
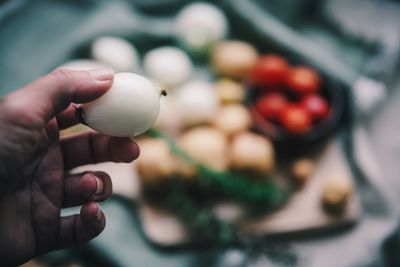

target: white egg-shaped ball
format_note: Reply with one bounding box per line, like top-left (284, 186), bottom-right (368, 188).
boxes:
top-left (174, 80), bottom-right (219, 126)
top-left (153, 97), bottom-right (183, 135)
top-left (230, 132), bottom-right (275, 175)
top-left (80, 73), bottom-right (161, 137)
top-left (91, 36), bottom-right (139, 72)
top-left (136, 138), bottom-right (177, 184)
top-left (212, 41), bottom-right (258, 78)
top-left (215, 79), bottom-right (245, 104)
top-left (62, 59), bottom-right (108, 71)
top-left (143, 46), bottom-right (193, 88)
top-left (175, 2), bottom-right (228, 53)
top-left (178, 127), bottom-right (229, 176)
top-left (213, 104), bottom-right (252, 137)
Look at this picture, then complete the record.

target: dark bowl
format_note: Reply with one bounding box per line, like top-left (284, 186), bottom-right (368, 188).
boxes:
top-left (247, 70), bottom-right (346, 146)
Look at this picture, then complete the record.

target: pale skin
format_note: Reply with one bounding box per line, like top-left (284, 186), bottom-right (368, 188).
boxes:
top-left (0, 68), bottom-right (140, 266)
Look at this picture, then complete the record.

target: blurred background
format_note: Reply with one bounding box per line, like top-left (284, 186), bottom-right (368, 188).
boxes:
top-left (1, 0), bottom-right (400, 266)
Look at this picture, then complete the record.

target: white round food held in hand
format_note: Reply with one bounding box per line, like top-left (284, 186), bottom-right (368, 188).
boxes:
top-left (143, 46), bottom-right (193, 88)
top-left (91, 36), bottom-right (139, 72)
top-left (174, 80), bottom-right (219, 126)
top-left (77, 73), bottom-right (163, 137)
top-left (175, 2), bottom-right (228, 54)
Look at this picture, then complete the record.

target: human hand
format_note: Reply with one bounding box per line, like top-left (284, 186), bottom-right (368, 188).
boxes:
top-left (0, 68), bottom-right (140, 266)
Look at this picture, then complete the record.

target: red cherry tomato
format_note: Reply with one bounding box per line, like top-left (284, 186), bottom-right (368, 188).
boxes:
top-left (250, 55), bottom-right (289, 87)
top-left (280, 105), bottom-right (312, 134)
top-left (256, 92), bottom-right (288, 121)
top-left (302, 95), bottom-right (330, 121)
top-left (287, 66), bottom-right (320, 95)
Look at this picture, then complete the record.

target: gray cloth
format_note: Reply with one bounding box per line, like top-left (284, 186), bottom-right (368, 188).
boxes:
top-left (1, 0), bottom-right (400, 266)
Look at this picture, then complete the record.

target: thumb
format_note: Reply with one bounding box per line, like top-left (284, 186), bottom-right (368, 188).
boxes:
top-left (6, 67), bottom-right (114, 122)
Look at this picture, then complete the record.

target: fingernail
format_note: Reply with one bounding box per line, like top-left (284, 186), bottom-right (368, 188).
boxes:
top-left (95, 203), bottom-right (102, 221)
top-left (88, 67), bottom-right (114, 81)
top-left (93, 176), bottom-right (104, 195)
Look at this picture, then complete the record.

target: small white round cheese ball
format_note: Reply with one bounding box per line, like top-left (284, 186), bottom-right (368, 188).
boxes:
top-left (136, 138), bottom-right (177, 184)
top-left (213, 104), bottom-right (252, 137)
top-left (211, 41), bottom-right (258, 79)
top-left (175, 2), bottom-right (228, 54)
top-left (143, 46), bottom-right (193, 88)
top-left (215, 79), bottom-right (246, 104)
top-left (91, 36), bottom-right (139, 72)
top-left (174, 80), bottom-right (219, 127)
top-left (178, 127), bottom-right (229, 177)
top-left (230, 132), bottom-right (275, 175)
top-left (153, 97), bottom-right (183, 135)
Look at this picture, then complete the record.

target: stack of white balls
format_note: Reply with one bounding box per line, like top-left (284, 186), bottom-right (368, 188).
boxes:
top-left (61, 2), bottom-right (230, 136)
